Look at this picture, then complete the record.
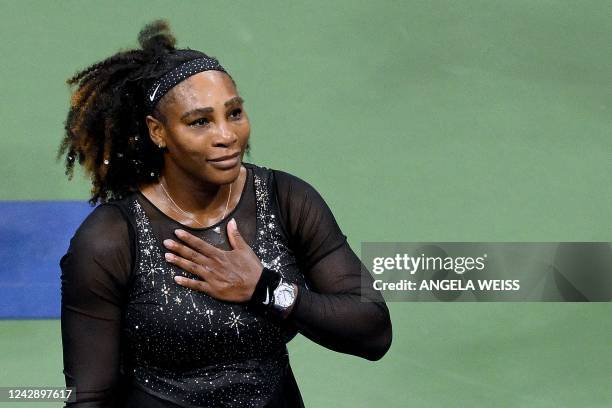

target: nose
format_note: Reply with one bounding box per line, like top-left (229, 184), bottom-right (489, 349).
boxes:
top-left (212, 122), bottom-right (238, 147)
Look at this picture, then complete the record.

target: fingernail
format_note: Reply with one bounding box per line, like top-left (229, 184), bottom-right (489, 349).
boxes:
top-left (164, 253), bottom-right (174, 261)
top-left (174, 229), bottom-right (185, 236)
top-left (174, 276), bottom-right (184, 284)
top-left (163, 239), bottom-right (173, 247)
top-left (229, 218), bottom-right (237, 229)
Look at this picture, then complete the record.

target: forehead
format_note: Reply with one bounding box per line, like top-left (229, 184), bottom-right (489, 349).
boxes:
top-left (161, 70), bottom-right (238, 115)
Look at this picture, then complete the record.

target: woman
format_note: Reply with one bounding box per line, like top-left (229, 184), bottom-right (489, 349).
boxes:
top-left (59, 20), bottom-right (392, 408)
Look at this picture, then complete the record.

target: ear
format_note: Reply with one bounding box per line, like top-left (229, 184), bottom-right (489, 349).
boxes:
top-left (145, 114), bottom-right (166, 148)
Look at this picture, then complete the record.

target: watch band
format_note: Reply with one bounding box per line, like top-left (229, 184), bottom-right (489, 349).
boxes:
top-left (248, 267), bottom-right (297, 319)
top-left (249, 267), bottom-right (281, 308)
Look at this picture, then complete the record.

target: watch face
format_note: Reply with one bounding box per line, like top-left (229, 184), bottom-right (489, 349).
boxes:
top-left (274, 283), bottom-right (295, 308)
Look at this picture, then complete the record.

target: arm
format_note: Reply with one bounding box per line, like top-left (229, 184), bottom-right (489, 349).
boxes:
top-left (60, 204), bottom-right (133, 407)
top-left (273, 170), bottom-right (392, 361)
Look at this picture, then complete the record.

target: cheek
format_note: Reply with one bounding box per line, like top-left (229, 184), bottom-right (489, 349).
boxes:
top-left (171, 138), bottom-right (202, 157)
top-left (165, 134), bottom-right (210, 165)
top-left (237, 120), bottom-right (251, 143)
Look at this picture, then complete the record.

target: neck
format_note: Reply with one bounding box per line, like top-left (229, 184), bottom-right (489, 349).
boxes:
top-left (157, 163), bottom-right (236, 217)
top-left (136, 158), bottom-right (246, 228)
top-left (152, 154), bottom-right (241, 215)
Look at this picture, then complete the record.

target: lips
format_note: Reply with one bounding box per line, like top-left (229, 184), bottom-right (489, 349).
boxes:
top-left (209, 152), bottom-right (240, 162)
top-left (207, 152), bottom-right (240, 170)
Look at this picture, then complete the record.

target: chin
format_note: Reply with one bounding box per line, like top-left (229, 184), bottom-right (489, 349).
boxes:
top-left (205, 161), bottom-right (242, 184)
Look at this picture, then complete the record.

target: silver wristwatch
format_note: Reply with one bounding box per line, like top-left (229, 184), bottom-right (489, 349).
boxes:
top-left (271, 279), bottom-right (297, 317)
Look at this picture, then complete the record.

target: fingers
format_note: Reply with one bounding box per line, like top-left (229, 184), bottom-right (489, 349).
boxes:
top-left (164, 252), bottom-right (211, 281)
top-left (163, 238), bottom-right (209, 266)
top-left (174, 229), bottom-right (222, 258)
top-left (227, 218), bottom-right (246, 250)
top-left (174, 275), bottom-right (212, 294)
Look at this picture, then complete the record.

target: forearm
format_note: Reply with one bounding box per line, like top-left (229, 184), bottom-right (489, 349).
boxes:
top-left (285, 285), bottom-right (392, 361)
top-left (62, 308), bottom-right (123, 408)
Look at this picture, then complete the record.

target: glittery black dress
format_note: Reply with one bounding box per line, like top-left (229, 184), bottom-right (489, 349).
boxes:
top-left (60, 162), bottom-right (392, 407)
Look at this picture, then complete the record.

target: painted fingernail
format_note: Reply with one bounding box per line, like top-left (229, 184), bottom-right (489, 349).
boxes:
top-left (175, 229), bottom-right (185, 236)
top-left (164, 253), bottom-right (174, 261)
top-left (174, 276), bottom-right (184, 284)
top-left (163, 239), bottom-right (173, 247)
top-left (229, 218), bottom-right (237, 229)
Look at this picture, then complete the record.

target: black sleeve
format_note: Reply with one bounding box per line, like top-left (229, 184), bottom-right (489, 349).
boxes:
top-left (60, 203), bottom-right (133, 407)
top-left (273, 170), bottom-right (392, 361)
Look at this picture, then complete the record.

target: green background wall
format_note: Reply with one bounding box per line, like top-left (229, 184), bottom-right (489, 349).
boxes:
top-left (0, 1), bottom-right (610, 406)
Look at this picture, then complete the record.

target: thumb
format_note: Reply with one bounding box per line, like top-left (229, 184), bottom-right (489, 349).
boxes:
top-left (227, 218), bottom-right (245, 250)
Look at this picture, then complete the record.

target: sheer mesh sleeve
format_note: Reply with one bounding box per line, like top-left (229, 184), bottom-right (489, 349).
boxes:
top-left (273, 170), bottom-right (392, 361)
top-left (60, 203), bottom-right (133, 407)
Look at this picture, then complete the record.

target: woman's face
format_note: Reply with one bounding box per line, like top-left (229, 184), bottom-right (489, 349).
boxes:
top-left (147, 70), bottom-right (250, 186)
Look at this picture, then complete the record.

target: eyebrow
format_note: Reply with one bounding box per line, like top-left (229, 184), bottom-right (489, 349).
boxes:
top-left (180, 96), bottom-right (245, 121)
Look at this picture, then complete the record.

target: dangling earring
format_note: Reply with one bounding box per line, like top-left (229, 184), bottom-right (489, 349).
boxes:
top-left (158, 143), bottom-right (165, 149)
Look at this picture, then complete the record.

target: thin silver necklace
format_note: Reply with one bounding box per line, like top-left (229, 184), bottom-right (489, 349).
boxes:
top-left (159, 176), bottom-right (232, 234)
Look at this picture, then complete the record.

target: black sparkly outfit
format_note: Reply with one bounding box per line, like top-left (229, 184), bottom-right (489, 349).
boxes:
top-left (60, 162), bottom-right (392, 407)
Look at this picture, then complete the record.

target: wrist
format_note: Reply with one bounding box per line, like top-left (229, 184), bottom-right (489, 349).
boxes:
top-left (248, 268), bottom-right (298, 320)
top-left (249, 267), bottom-right (281, 306)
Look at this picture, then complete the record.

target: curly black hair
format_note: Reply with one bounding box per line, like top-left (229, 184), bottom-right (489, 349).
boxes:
top-left (58, 19), bottom-right (247, 205)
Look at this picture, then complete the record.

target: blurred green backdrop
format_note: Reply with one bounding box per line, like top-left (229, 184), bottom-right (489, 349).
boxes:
top-left (0, 0), bottom-right (610, 407)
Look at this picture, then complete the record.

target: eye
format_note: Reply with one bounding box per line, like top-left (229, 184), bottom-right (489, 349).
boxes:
top-left (229, 108), bottom-right (243, 120)
top-left (189, 117), bottom-right (210, 127)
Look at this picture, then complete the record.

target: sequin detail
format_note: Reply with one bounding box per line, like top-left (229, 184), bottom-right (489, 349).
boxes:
top-left (145, 57), bottom-right (227, 112)
top-left (122, 165), bottom-right (304, 407)
top-left (253, 173), bottom-right (295, 280)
